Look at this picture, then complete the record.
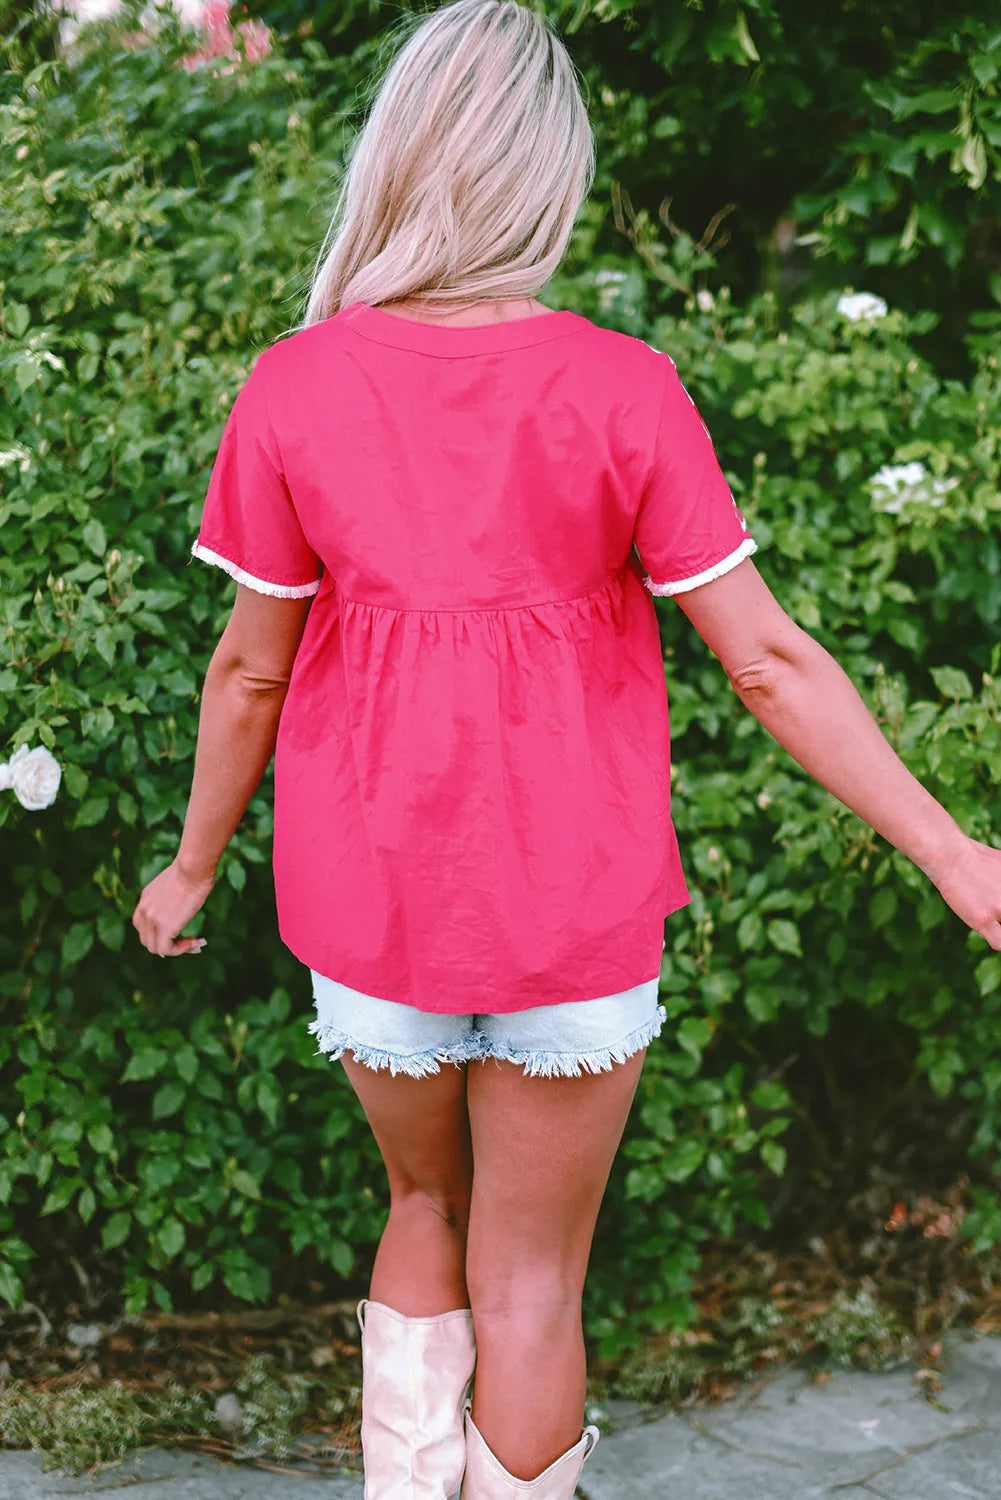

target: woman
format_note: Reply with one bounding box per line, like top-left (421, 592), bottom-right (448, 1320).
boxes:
top-left (132, 2), bottom-right (1001, 1497)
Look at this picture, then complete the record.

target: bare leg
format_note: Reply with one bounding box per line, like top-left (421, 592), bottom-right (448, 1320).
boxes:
top-left (339, 1054), bottom-right (474, 1313)
top-left (464, 1050), bottom-right (646, 1480)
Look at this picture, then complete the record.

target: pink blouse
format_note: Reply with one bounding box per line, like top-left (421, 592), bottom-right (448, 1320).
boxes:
top-left (191, 301), bottom-right (756, 1014)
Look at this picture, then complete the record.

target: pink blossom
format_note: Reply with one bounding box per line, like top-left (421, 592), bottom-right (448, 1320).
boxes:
top-left (177, 1), bottom-right (272, 72)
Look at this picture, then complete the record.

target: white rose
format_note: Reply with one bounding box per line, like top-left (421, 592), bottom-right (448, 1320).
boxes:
top-left (0, 744), bottom-right (62, 811)
top-left (837, 292), bottom-right (888, 322)
top-left (696, 289), bottom-right (715, 313)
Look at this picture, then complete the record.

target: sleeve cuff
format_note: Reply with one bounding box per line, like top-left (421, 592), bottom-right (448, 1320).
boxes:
top-left (190, 541), bottom-right (321, 599)
top-left (644, 537), bottom-right (757, 597)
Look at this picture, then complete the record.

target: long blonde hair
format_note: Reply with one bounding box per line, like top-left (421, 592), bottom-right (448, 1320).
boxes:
top-left (298, 0), bottom-right (595, 325)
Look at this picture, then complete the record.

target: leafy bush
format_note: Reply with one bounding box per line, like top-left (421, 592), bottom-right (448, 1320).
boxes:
top-left (2, 5), bottom-right (1000, 1361)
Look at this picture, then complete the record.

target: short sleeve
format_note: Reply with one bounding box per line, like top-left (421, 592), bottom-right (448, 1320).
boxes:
top-left (190, 350), bottom-right (322, 598)
top-left (633, 354), bottom-right (757, 596)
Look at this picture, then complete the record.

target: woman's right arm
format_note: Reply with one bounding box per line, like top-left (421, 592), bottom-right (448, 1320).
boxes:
top-left (670, 558), bottom-right (1001, 951)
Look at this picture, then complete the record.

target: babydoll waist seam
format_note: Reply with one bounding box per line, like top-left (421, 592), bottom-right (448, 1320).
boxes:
top-left (331, 562), bottom-right (631, 616)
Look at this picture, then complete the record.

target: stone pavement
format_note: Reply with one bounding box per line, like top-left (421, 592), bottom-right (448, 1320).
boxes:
top-left (1, 1330), bottom-right (999, 1499)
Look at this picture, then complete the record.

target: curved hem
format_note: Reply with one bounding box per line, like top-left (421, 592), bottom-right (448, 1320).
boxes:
top-left (190, 541), bottom-right (321, 598)
top-left (645, 537), bottom-right (758, 596)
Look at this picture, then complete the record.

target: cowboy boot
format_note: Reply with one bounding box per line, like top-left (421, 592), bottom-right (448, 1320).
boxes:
top-left (357, 1297), bottom-right (477, 1498)
top-left (459, 1398), bottom-right (600, 1498)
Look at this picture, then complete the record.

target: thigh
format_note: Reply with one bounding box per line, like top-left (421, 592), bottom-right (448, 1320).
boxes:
top-left (341, 1053), bottom-right (474, 1210)
top-left (464, 1048), bottom-right (646, 1295)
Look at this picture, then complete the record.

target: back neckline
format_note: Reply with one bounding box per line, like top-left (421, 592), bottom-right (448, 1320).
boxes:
top-left (340, 300), bottom-right (587, 356)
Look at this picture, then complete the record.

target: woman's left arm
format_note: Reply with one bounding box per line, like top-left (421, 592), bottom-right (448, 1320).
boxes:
top-left (132, 585), bottom-right (313, 957)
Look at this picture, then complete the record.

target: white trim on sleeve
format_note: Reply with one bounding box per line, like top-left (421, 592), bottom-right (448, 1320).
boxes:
top-left (190, 541), bottom-right (321, 598)
top-left (644, 537), bottom-right (758, 597)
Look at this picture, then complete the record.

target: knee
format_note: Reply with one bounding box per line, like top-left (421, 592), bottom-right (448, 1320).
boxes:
top-left (388, 1183), bottom-right (471, 1235)
top-left (466, 1260), bottom-right (584, 1319)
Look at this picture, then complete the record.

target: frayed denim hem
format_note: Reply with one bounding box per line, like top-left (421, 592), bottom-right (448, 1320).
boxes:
top-left (486, 1003), bottom-right (668, 1079)
top-left (307, 1019), bottom-right (488, 1078)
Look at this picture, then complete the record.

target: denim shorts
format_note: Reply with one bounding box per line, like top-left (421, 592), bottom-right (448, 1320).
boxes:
top-left (306, 964), bottom-right (667, 1080)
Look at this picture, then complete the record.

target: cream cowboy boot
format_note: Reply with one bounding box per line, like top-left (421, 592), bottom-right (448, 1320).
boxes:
top-left (357, 1297), bottom-right (477, 1498)
top-left (459, 1399), bottom-right (600, 1498)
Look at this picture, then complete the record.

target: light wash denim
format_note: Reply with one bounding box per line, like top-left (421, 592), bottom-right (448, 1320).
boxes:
top-left (307, 964), bottom-right (667, 1080)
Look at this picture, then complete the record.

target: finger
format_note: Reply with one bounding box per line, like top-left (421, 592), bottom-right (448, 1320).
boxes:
top-left (133, 902), bottom-right (159, 954)
top-left (145, 921), bottom-right (169, 957)
top-left (981, 922), bottom-right (1001, 953)
top-left (135, 915), bottom-right (158, 955)
top-left (161, 935), bottom-right (207, 958)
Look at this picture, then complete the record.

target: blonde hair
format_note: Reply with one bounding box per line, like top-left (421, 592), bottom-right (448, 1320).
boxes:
top-left (298, 0), bottom-right (595, 325)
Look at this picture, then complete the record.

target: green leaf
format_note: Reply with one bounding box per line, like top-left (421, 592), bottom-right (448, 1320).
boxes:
top-left (660, 1139), bottom-right (705, 1183)
top-left (0, 1263), bottom-right (24, 1310)
top-left (767, 919), bottom-right (802, 957)
top-left (88, 1123), bottom-right (114, 1154)
top-left (175, 1045), bottom-right (199, 1084)
top-left (61, 922), bottom-right (94, 966)
top-left (736, 910), bottom-right (763, 950)
top-left (328, 1239), bottom-right (354, 1278)
top-left (97, 908), bottom-right (125, 952)
top-left (976, 956), bottom-right (1001, 997)
top-left (677, 1016), bottom-right (714, 1058)
top-left (6, 301), bottom-right (30, 337)
top-left (41, 1177), bottom-right (78, 1215)
top-left (82, 518), bottom-right (107, 556)
top-left (231, 1169), bottom-right (262, 1201)
top-left (930, 666), bottom-right (973, 700)
top-left (62, 763), bottom-right (88, 799)
top-left (751, 1082), bottom-right (791, 1111)
top-left (74, 796), bottom-right (109, 828)
top-left (152, 1081), bottom-right (186, 1119)
top-left (122, 1047), bottom-right (168, 1082)
top-left (117, 791), bottom-right (138, 825)
top-left (256, 1073), bottom-right (280, 1126)
top-left (94, 625), bottom-right (116, 666)
top-left (870, 887), bottom-right (898, 929)
top-left (761, 1141), bottom-right (787, 1176)
top-left (745, 986), bottom-right (780, 1024)
top-left (156, 1217), bottom-right (185, 1258)
top-left (192, 1261), bottom-right (215, 1291)
top-left (733, 9), bottom-right (759, 63)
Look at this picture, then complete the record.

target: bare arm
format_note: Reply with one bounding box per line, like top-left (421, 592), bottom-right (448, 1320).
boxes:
top-left (672, 559), bottom-right (1001, 950)
top-left (132, 586), bottom-right (312, 957)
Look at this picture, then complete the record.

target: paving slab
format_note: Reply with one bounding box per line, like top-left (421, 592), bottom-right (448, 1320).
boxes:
top-left (1, 1330), bottom-right (999, 1499)
top-left (578, 1330), bottom-right (1001, 1500)
top-left (0, 1445), bottom-right (363, 1499)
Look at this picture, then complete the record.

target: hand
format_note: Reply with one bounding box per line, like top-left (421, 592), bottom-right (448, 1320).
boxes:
top-left (132, 857), bottom-right (215, 957)
top-left (923, 833), bottom-right (1001, 952)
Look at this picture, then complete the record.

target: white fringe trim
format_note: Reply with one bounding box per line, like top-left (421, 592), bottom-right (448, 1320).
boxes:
top-left (645, 537), bottom-right (757, 596)
top-left (307, 1019), bottom-right (488, 1078)
top-left (307, 1003), bottom-right (667, 1080)
top-left (190, 541), bottom-right (320, 598)
top-left (485, 1004), bottom-right (667, 1079)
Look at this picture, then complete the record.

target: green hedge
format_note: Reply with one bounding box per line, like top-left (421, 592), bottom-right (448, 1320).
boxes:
top-left (1, 5), bottom-right (1000, 1359)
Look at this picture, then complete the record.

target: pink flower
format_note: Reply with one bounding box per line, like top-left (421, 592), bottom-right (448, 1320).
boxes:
top-left (177, 1), bottom-right (271, 73)
top-left (239, 18), bottom-right (271, 61)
